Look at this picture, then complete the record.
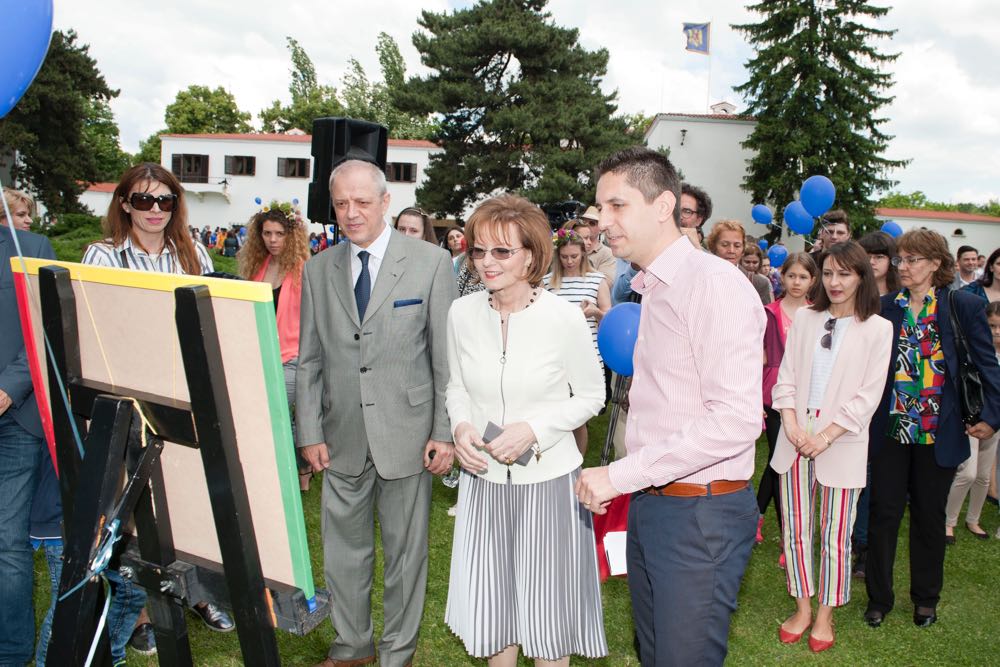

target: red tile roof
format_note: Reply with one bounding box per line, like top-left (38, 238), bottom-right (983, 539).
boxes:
top-left (876, 208), bottom-right (1000, 224)
top-left (85, 182), bottom-right (116, 193)
top-left (160, 133), bottom-right (437, 148)
top-left (655, 112), bottom-right (756, 121)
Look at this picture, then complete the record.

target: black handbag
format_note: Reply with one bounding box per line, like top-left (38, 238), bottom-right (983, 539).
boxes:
top-left (947, 289), bottom-right (984, 425)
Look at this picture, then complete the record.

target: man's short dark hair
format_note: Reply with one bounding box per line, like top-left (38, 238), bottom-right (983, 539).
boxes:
top-left (820, 209), bottom-right (849, 228)
top-left (596, 146), bottom-right (681, 225)
top-left (957, 244), bottom-right (978, 258)
top-left (681, 183), bottom-right (713, 222)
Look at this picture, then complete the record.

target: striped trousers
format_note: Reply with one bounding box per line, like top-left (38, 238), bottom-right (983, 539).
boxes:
top-left (778, 455), bottom-right (861, 607)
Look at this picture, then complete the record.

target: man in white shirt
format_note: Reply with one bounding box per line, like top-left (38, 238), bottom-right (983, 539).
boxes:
top-left (951, 245), bottom-right (979, 289)
top-left (580, 206), bottom-right (617, 284)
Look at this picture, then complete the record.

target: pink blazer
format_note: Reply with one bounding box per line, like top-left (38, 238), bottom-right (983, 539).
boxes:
top-left (770, 307), bottom-right (893, 488)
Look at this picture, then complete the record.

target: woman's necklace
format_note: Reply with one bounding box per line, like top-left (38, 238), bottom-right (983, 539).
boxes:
top-left (489, 288), bottom-right (539, 325)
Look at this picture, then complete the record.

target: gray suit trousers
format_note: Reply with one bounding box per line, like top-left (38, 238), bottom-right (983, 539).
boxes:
top-left (322, 459), bottom-right (431, 667)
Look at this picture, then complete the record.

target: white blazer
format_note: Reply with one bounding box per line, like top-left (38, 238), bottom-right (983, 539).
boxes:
top-left (445, 289), bottom-right (605, 485)
top-left (770, 307), bottom-right (893, 488)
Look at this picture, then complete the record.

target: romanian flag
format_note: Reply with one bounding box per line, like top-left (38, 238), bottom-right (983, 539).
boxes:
top-left (683, 22), bottom-right (710, 55)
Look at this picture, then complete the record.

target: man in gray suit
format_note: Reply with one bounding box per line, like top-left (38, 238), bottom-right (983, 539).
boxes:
top-left (296, 159), bottom-right (457, 667)
top-left (1, 223), bottom-right (56, 665)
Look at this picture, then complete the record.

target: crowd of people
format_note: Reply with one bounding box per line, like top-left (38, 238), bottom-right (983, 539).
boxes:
top-left (2, 145), bottom-right (1000, 667)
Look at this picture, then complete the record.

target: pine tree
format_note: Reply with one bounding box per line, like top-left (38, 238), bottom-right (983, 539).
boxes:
top-left (396, 0), bottom-right (633, 219)
top-left (733, 1), bottom-right (907, 233)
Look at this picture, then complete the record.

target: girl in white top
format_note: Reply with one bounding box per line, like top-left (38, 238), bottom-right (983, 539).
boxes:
top-left (542, 228), bottom-right (610, 455)
top-left (445, 194), bottom-right (607, 665)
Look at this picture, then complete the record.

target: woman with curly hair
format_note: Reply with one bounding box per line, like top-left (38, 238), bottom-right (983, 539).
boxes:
top-left (238, 201), bottom-right (313, 491)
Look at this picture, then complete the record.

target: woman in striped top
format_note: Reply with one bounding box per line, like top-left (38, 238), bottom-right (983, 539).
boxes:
top-left (543, 228), bottom-right (610, 455)
top-left (82, 163), bottom-right (213, 274)
top-left (80, 163), bottom-right (230, 662)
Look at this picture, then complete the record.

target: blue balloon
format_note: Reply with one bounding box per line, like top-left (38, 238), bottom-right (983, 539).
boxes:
top-left (784, 201), bottom-right (815, 235)
top-left (758, 239), bottom-right (769, 251)
top-left (800, 175), bottom-right (836, 218)
top-left (880, 220), bottom-right (902, 238)
top-left (751, 204), bottom-right (773, 226)
top-left (0, 1), bottom-right (53, 118)
top-left (768, 245), bottom-right (789, 268)
top-left (597, 303), bottom-right (641, 377)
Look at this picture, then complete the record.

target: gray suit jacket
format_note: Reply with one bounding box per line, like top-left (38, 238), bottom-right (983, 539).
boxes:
top-left (1, 225), bottom-right (56, 437)
top-left (295, 228), bottom-right (457, 479)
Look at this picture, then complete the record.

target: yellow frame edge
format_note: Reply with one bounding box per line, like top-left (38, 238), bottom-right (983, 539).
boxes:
top-left (11, 257), bottom-right (272, 303)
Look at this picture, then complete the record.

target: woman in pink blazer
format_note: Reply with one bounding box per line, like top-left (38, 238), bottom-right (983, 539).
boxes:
top-left (770, 241), bottom-right (893, 652)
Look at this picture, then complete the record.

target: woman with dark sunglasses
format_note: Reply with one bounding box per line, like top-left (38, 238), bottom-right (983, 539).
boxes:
top-left (82, 162), bottom-right (213, 274)
top-left (769, 241), bottom-right (893, 653)
top-left (80, 163), bottom-right (228, 663)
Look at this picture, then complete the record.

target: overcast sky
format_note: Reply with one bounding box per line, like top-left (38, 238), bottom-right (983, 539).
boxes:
top-left (54, 0), bottom-right (1000, 205)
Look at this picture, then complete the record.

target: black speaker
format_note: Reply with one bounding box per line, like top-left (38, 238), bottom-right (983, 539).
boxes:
top-left (307, 117), bottom-right (389, 227)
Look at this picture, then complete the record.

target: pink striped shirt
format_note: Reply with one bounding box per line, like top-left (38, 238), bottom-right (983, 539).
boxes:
top-left (608, 236), bottom-right (766, 493)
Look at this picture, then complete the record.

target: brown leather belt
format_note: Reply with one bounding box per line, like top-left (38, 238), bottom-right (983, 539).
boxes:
top-left (642, 480), bottom-right (749, 497)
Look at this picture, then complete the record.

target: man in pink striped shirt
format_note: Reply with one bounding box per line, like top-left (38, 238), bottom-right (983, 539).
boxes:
top-left (576, 147), bottom-right (765, 666)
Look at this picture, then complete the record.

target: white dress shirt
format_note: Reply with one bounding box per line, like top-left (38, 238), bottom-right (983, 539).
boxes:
top-left (350, 221), bottom-right (392, 288)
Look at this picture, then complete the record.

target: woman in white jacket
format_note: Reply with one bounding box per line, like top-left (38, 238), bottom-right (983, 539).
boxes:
top-left (444, 194), bottom-right (608, 666)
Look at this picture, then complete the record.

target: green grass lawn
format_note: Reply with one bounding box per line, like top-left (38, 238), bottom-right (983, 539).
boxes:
top-left (32, 230), bottom-right (1000, 664)
top-left (32, 411), bottom-right (999, 666)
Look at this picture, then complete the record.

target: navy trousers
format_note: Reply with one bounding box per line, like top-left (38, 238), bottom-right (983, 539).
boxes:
top-left (626, 485), bottom-right (758, 667)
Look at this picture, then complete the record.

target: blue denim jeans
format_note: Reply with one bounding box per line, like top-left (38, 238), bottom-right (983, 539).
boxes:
top-left (105, 568), bottom-right (147, 661)
top-left (33, 541), bottom-right (63, 667)
top-left (0, 413), bottom-right (43, 666)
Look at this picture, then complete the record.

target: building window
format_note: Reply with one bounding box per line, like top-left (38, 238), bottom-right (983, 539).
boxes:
top-left (277, 157), bottom-right (310, 178)
top-left (385, 162), bottom-right (417, 183)
top-left (171, 154), bottom-right (209, 183)
top-left (224, 155), bottom-right (256, 176)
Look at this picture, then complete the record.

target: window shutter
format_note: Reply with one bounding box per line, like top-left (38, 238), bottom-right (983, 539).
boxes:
top-left (277, 158), bottom-right (287, 177)
top-left (225, 156), bottom-right (234, 175)
top-left (171, 154), bottom-right (182, 177)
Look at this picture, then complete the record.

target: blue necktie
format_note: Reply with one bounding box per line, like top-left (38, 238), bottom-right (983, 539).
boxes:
top-left (355, 250), bottom-right (371, 320)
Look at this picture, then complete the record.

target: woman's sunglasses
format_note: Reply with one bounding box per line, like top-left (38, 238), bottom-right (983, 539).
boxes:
top-left (821, 317), bottom-right (837, 349)
top-left (128, 192), bottom-right (178, 212)
top-left (469, 246), bottom-right (524, 260)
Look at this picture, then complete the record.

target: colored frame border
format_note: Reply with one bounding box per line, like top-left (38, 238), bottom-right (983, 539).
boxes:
top-left (254, 301), bottom-right (315, 600)
top-left (11, 257), bottom-right (272, 302)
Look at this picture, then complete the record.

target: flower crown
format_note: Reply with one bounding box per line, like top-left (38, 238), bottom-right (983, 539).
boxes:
top-left (254, 197), bottom-right (302, 225)
top-left (552, 228), bottom-right (584, 248)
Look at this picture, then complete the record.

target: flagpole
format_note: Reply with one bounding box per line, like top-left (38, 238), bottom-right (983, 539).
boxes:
top-left (705, 19), bottom-right (713, 111)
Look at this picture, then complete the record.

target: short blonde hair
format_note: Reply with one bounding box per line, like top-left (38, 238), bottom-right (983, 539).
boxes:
top-left (706, 219), bottom-right (746, 254)
top-left (1, 188), bottom-right (35, 221)
top-left (464, 194), bottom-right (552, 287)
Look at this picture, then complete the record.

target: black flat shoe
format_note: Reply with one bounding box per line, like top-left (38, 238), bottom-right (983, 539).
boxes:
top-left (192, 602), bottom-right (235, 632)
top-left (913, 606), bottom-right (937, 627)
top-left (945, 534), bottom-right (956, 545)
top-left (864, 609), bottom-right (884, 628)
top-left (966, 524), bottom-right (989, 540)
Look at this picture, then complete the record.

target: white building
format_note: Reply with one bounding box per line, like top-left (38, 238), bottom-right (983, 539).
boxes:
top-left (82, 132), bottom-right (440, 234)
top-left (644, 102), bottom-right (756, 230)
top-left (875, 208), bottom-right (1000, 256)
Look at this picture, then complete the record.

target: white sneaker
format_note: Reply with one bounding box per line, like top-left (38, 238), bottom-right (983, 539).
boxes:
top-left (447, 504), bottom-right (458, 517)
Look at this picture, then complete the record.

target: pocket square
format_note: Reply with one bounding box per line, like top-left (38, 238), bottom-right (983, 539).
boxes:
top-left (393, 298), bottom-right (423, 308)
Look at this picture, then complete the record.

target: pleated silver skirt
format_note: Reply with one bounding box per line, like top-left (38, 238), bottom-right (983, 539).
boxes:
top-left (445, 468), bottom-right (609, 660)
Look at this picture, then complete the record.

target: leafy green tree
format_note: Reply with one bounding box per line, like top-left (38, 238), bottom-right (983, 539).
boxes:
top-left (81, 98), bottom-right (132, 182)
top-left (0, 30), bottom-right (118, 212)
top-left (878, 190), bottom-right (1000, 217)
top-left (733, 1), bottom-right (908, 234)
top-left (164, 85), bottom-right (252, 134)
top-left (260, 38), bottom-right (345, 133)
top-left (135, 132), bottom-right (164, 164)
top-left (395, 0), bottom-right (633, 218)
top-left (341, 33), bottom-right (437, 140)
